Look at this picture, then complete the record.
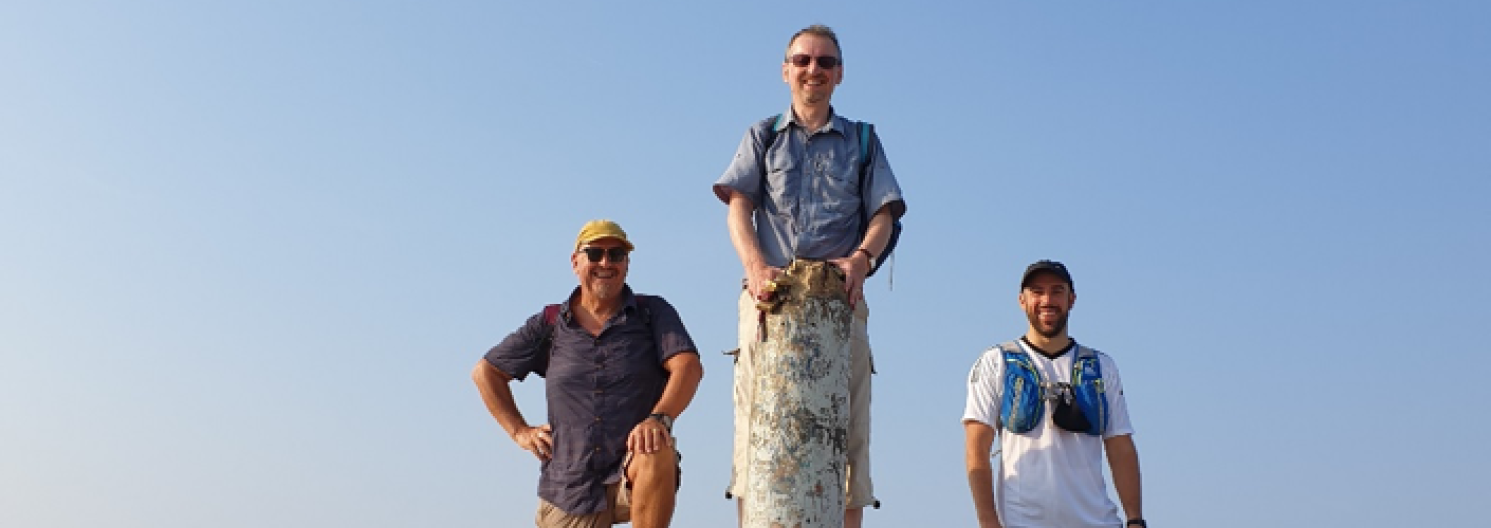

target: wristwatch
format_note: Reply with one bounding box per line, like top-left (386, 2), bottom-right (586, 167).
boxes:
top-left (648, 412), bottom-right (674, 433)
top-left (856, 248), bottom-right (877, 270)
top-left (1126, 519), bottom-right (1147, 527)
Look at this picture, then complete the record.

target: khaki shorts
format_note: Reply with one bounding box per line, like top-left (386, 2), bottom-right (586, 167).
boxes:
top-left (727, 282), bottom-right (877, 509)
top-left (534, 449), bottom-right (682, 528)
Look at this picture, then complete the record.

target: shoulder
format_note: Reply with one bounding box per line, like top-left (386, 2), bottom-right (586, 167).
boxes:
top-left (1076, 343), bottom-right (1124, 373)
top-left (745, 114), bottom-right (784, 137)
top-left (1078, 343), bottom-right (1115, 362)
top-left (631, 294), bottom-right (683, 320)
top-left (755, 114), bottom-right (783, 129)
top-left (968, 344), bottom-right (1010, 383)
top-left (632, 293), bottom-right (667, 308)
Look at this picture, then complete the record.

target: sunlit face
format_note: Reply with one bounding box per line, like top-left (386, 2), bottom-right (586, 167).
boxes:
top-left (572, 238), bottom-right (629, 301)
top-left (782, 34), bottom-right (843, 108)
top-left (1019, 273), bottom-right (1076, 339)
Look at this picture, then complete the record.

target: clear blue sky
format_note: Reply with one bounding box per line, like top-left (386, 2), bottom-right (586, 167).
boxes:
top-left (3, 1), bottom-right (1488, 527)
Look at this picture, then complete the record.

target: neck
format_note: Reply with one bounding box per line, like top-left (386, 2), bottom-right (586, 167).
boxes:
top-left (1023, 331), bottom-right (1071, 354)
top-left (792, 103), bottom-right (831, 131)
top-left (578, 295), bottom-right (621, 320)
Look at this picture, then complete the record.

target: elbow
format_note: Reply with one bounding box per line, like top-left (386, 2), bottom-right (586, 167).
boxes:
top-left (472, 360), bottom-right (495, 385)
top-left (683, 360), bottom-right (705, 386)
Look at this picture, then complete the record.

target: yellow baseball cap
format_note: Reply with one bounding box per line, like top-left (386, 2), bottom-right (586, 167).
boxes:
top-left (574, 219), bottom-right (635, 252)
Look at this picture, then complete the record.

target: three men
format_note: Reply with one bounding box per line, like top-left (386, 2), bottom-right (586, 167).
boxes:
top-left (712, 24), bottom-right (907, 527)
top-left (474, 220), bottom-right (704, 528)
top-left (963, 261), bottom-right (1145, 528)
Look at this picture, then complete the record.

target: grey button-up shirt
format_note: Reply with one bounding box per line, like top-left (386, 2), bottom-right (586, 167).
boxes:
top-left (713, 109), bottom-right (906, 267)
top-left (483, 286), bottom-right (697, 515)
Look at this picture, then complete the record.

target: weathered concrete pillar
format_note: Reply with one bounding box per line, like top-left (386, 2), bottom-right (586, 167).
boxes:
top-left (744, 260), bottom-right (852, 528)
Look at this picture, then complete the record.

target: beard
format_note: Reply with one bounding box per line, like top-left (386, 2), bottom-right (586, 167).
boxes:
top-left (1028, 310), bottom-right (1069, 339)
top-left (591, 280), bottom-right (620, 301)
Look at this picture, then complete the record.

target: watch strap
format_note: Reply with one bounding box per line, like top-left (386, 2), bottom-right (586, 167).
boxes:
top-left (648, 412), bottom-right (674, 432)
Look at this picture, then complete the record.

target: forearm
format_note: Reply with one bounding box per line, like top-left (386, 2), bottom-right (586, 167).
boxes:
top-left (472, 360), bottom-right (529, 439)
top-left (727, 194), bottom-right (765, 270)
top-left (966, 465), bottom-right (1000, 527)
top-left (653, 354), bottom-right (704, 419)
top-left (964, 422), bottom-right (1002, 528)
top-left (858, 207), bottom-right (894, 259)
top-left (1105, 434), bottom-right (1144, 521)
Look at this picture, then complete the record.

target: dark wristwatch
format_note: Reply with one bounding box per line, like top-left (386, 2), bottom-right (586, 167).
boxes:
top-left (648, 412), bottom-right (674, 433)
top-left (1126, 519), bottom-right (1147, 527)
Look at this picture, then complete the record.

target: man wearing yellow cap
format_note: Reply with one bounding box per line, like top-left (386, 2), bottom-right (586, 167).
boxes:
top-left (474, 220), bottom-right (704, 528)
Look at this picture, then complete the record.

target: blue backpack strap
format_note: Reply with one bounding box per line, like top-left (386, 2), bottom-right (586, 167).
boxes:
top-left (997, 341), bottom-right (1043, 434)
top-left (856, 121), bottom-right (899, 278)
top-left (1069, 345), bottom-right (1109, 436)
top-left (761, 113), bottom-right (785, 152)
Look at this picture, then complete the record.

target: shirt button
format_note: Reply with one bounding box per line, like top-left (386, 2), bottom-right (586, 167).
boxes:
top-left (594, 447), bottom-right (601, 452)
top-left (594, 416), bottom-right (601, 422)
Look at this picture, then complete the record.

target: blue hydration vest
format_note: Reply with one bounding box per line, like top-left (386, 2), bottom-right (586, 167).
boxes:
top-left (997, 341), bottom-right (1109, 436)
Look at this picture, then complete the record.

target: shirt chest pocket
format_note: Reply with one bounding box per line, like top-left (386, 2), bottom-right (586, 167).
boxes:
top-left (810, 153), bottom-right (861, 215)
top-left (764, 147), bottom-right (802, 212)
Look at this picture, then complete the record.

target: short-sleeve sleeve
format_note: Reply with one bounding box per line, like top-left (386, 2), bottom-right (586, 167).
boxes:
top-left (482, 311), bottom-right (550, 381)
top-left (1099, 353), bottom-right (1135, 438)
top-left (860, 129), bottom-right (906, 221)
top-left (641, 296), bottom-right (698, 362)
top-left (712, 122), bottom-right (771, 206)
top-left (962, 348), bottom-right (1004, 427)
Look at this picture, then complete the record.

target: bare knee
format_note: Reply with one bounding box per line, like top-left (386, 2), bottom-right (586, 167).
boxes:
top-left (628, 445), bottom-right (678, 487)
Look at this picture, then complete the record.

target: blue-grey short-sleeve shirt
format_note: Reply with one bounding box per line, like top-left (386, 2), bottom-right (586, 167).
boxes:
top-left (483, 286), bottom-right (698, 515)
top-left (713, 109), bottom-right (906, 267)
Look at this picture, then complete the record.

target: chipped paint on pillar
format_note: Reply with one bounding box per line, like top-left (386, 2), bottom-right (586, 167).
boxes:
top-left (744, 260), bottom-right (852, 528)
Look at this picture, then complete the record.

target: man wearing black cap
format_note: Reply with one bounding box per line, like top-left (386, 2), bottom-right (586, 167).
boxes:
top-left (961, 261), bottom-right (1146, 528)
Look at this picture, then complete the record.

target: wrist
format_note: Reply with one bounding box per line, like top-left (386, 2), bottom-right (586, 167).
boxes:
top-left (855, 247), bottom-right (877, 268)
top-left (648, 412), bottom-right (674, 433)
top-left (506, 423), bottom-right (530, 440)
top-left (1126, 519), bottom-right (1146, 527)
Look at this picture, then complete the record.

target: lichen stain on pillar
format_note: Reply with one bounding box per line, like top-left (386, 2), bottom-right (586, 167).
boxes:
top-left (744, 261), bottom-right (852, 528)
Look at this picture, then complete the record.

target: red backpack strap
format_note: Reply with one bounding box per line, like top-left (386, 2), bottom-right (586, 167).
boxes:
top-left (542, 304), bottom-right (560, 327)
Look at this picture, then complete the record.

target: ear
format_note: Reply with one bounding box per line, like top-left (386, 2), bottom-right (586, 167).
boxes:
top-left (782, 60), bottom-right (791, 83)
top-left (835, 63), bottom-right (845, 85)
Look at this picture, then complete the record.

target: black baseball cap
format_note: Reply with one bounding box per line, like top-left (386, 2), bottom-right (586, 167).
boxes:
top-left (1021, 260), bottom-right (1074, 290)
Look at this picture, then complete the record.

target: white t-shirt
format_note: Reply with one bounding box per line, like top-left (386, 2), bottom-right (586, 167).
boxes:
top-left (962, 340), bottom-right (1135, 528)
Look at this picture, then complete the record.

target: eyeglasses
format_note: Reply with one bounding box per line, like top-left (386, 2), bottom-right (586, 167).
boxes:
top-left (787, 54), bottom-right (841, 69)
top-left (579, 246), bottom-right (629, 263)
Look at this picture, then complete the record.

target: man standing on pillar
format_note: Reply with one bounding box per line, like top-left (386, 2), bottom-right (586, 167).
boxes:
top-left (963, 261), bottom-right (1146, 528)
top-left (712, 24), bottom-right (907, 528)
top-left (473, 220), bottom-right (704, 528)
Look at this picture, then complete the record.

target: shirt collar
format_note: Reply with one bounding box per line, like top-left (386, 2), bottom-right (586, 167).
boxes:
top-left (777, 106), bottom-right (845, 134)
top-left (559, 285), bottom-right (638, 323)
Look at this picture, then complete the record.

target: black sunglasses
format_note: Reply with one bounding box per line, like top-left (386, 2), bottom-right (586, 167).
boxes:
top-left (579, 247), bottom-right (629, 263)
top-left (787, 54), bottom-right (841, 69)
